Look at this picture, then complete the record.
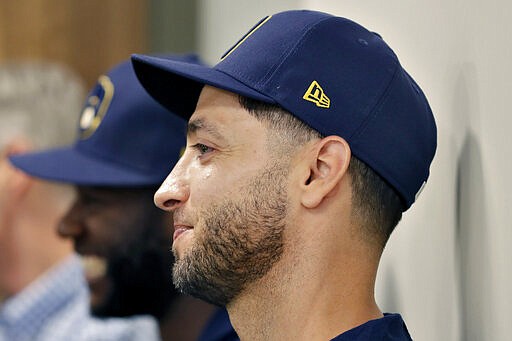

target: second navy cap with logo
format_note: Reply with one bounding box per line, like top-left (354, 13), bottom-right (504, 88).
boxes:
top-left (10, 55), bottom-right (201, 186)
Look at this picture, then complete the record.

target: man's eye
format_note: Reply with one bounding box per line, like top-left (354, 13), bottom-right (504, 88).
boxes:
top-left (192, 143), bottom-right (214, 155)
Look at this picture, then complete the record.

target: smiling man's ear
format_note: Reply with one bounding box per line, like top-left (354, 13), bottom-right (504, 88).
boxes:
top-left (299, 136), bottom-right (351, 209)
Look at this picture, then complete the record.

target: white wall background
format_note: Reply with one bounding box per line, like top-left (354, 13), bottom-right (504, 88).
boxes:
top-left (198, 1), bottom-right (512, 340)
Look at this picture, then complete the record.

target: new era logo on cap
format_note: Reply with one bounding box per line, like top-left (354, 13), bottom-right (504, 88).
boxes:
top-left (303, 80), bottom-right (330, 108)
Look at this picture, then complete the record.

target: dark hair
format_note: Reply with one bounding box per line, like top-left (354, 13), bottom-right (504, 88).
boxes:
top-left (238, 95), bottom-right (403, 249)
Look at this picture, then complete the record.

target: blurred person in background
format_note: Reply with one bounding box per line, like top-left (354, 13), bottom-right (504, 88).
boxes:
top-left (0, 63), bottom-right (158, 340)
top-left (10, 57), bottom-right (238, 341)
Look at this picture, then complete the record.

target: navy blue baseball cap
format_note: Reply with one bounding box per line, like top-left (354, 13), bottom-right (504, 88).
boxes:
top-left (131, 10), bottom-right (437, 210)
top-left (9, 55), bottom-right (201, 187)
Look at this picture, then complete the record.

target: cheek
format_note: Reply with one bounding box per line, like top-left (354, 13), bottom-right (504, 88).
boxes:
top-left (189, 163), bottom-right (259, 203)
top-left (87, 214), bottom-right (129, 246)
top-left (187, 164), bottom-right (223, 204)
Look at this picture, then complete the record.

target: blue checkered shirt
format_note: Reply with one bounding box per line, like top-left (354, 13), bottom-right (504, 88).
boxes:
top-left (0, 254), bottom-right (160, 341)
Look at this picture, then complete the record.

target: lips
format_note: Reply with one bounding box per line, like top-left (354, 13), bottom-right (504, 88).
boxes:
top-left (173, 224), bottom-right (193, 242)
top-left (80, 254), bottom-right (107, 282)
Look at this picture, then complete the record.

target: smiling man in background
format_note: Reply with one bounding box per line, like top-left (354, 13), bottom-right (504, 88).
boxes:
top-left (132, 10), bottom-right (436, 340)
top-left (0, 63), bottom-right (159, 341)
top-left (10, 57), bottom-right (237, 341)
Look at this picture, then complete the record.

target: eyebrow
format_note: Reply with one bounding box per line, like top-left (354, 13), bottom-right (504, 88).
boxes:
top-left (187, 118), bottom-right (225, 142)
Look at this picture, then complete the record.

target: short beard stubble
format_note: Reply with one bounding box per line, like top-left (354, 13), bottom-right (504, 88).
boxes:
top-left (172, 163), bottom-right (288, 306)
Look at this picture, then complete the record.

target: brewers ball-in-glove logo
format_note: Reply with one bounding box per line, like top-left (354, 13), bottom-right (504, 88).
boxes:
top-left (79, 75), bottom-right (114, 139)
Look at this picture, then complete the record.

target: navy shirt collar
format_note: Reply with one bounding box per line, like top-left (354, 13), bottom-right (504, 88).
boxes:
top-left (331, 313), bottom-right (412, 341)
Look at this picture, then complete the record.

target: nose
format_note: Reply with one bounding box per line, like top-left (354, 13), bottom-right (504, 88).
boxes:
top-left (57, 202), bottom-right (85, 239)
top-left (154, 161), bottom-right (189, 211)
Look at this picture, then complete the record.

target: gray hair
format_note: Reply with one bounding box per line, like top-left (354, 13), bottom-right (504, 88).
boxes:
top-left (0, 62), bottom-right (85, 149)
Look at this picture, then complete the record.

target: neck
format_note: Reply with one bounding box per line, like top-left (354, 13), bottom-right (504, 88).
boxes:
top-left (227, 220), bottom-right (383, 341)
top-left (159, 294), bottom-right (217, 341)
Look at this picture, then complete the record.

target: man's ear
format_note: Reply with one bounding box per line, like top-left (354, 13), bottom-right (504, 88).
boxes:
top-left (2, 138), bottom-right (35, 206)
top-left (5, 137), bottom-right (32, 156)
top-left (300, 136), bottom-right (351, 209)
top-left (8, 166), bottom-right (33, 205)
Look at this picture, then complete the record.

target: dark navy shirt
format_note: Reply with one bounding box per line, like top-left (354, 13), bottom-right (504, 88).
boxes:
top-left (198, 308), bottom-right (239, 341)
top-left (331, 313), bottom-right (412, 340)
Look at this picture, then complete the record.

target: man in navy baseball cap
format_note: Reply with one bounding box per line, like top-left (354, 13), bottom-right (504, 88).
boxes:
top-left (10, 57), bottom-right (238, 341)
top-left (131, 10), bottom-right (436, 340)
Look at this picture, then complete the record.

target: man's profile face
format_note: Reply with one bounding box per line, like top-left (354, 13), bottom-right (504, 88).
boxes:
top-left (59, 186), bottom-right (177, 318)
top-left (155, 86), bottom-right (290, 306)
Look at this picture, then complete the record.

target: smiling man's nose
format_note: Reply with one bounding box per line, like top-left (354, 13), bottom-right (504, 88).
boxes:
top-left (58, 203), bottom-right (85, 239)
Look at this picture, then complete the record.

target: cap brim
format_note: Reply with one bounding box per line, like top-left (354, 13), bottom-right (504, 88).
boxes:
top-left (9, 146), bottom-right (162, 187)
top-left (132, 54), bottom-right (275, 119)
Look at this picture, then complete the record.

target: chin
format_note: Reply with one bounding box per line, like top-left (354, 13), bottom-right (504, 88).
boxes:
top-left (90, 302), bottom-right (111, 318)
top-left (90, 251), bottom-right (179, 319)
top-left (89, 290), bottom-right (116, 318)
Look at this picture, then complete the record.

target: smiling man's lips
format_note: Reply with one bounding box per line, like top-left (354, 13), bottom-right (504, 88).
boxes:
top-left (79, 254), bottom-right (107, 282)
top-left (173, 224), bottom-right (193, 241)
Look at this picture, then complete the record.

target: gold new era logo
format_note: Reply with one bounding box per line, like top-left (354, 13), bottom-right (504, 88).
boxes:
top-left (303, 80), bottom-right (330, 108)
